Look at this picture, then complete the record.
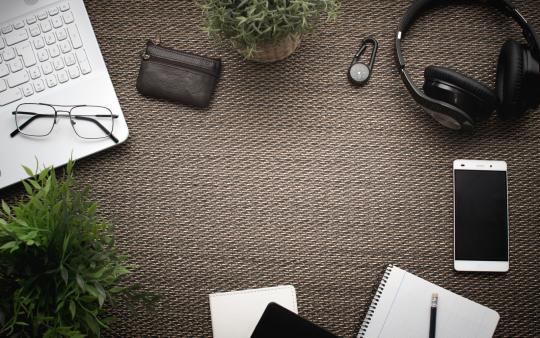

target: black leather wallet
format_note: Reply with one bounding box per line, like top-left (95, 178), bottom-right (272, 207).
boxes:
top-left (136, 41), bottom-right (221, 108)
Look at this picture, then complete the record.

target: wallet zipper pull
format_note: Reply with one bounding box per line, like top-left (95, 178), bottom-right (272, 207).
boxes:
top-left (141, 35), bottom-right (161, 60)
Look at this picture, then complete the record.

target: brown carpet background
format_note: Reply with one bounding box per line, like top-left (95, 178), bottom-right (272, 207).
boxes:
top-left (2, 0), bottom-right (540, 336)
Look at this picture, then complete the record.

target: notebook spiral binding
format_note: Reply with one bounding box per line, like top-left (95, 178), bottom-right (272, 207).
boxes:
top-left (357, 265), bottom-right (394, 338)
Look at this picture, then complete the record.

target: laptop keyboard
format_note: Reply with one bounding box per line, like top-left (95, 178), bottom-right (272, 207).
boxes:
top-left (0, 2), bottom-right (92, 107)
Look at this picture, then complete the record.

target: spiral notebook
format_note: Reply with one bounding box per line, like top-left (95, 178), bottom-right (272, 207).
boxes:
top-left (357, 265), bottom-right (499, 338)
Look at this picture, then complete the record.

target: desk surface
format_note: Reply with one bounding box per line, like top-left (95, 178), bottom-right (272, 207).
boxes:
top-left (2, 0), bottom-right (539, 336)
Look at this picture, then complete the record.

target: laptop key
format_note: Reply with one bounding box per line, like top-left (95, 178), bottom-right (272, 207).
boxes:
top-left (60, 3), bottom-right (70, 11)
top-left (21, 83), bottom-right (34, 97)
top-left (37, 49), bottom-right (49, 62)
top-left (79, 61), bottom-right (91, 75)
top-left (63, 12), bottom-right (75, 24)
top-left (40, 20), bottom-right (52, 33)
top-left (8, 58), bottom-right (24, 72)
top-left (42, 61), bottom-right (53, 74)
top-left (75, 49), bottom-right (88, 62)
top-left (34, 79), bottom-right (45, 92)
top-left (7, 70), bottom-right (30, 87)
top-left (34, 37), bottom-right (45, 49)
top-left (3, 47), bottom-right (16, 61)
top-left (1, 25), bottom-right (13, 34)
top-left (45, 74), bottom-right (57, 87)
top-left (27, 15), bottom-right (37, 25)
top-left (56, 28), bottom-right (67, 41)
top-left (67, 25), bottom-right (82, 48)
top-left (59, 40), bottom-right (71, 53)
top-left (57, 70), bottom-right (69, 83)
top-left (75, 49), bottom-right (91, 74)
top-left (29, 66), bottom-right (41, 79)
top-left (29, 24), bottom-right (41, 37)
top-left (0, 64), bottom-right (8, 77)
top-left (37, 11), bottom-right (48, 20)
top-left (51, 16), bottom-right (63, 28)
top-left (53, 57), bottom-right (64, 70)
top-left (64, 53), bottom-right (76, 66)
top-left (44, 32), bottom-right (56, 45)
top-left (0, 38), bottom-right (4, 49)
top-left (13, 21), bottom-right (25, 30)
top-left (5, 29), bottom-right (29, 46)
top-left (68, 66), bottom-right (79, 79)
top-left (49, 45), bottom-right (60, 57)
top-left (16, 42), bottom-right (37, 67)
top-left (0, 88), bottom-right (22, 106)
top-left (49, 7), bottom-right (60, 16)
top-left (0, 79), bottom-right (6, 92)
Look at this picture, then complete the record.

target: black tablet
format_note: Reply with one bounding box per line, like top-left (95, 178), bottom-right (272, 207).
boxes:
top-left (250, 302), bottom-right (339, 338)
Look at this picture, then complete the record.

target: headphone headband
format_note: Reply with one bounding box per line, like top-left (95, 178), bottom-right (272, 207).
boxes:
top-left (399, 0), bottom-right (514, 34)
top-left (396, 0), bottom-right (540, 68)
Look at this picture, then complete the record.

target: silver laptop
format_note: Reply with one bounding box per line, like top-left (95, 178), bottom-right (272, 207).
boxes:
top-left (0, 0), bottom-right (129, 189)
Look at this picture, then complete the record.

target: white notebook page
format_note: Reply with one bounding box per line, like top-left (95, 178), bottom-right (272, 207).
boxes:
top-left (360, 266), bottom-right (499, 338)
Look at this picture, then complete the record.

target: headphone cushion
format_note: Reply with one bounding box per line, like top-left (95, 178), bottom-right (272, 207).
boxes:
top-left (496, 40), bottom-right (525, 118)
top-left (424, 66), bottom-right (498, 109)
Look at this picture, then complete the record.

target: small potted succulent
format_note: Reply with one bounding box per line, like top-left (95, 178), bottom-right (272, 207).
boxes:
top-left (198, 0), bottom-right (340, 62)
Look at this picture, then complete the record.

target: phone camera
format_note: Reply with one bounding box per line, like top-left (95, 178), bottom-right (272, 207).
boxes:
top-left (461, 164), bottom-right (465, 167)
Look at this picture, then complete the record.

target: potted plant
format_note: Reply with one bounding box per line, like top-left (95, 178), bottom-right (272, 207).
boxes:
top-left (198, 0), bottom-right (340, 62)
top-left (0, 162), bottom-right (154, 337)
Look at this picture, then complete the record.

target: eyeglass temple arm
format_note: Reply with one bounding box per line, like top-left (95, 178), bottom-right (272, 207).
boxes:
top-left (10, 112), bottom-right (53, 138)
top-left (72, 116), bottom-right (119, 144)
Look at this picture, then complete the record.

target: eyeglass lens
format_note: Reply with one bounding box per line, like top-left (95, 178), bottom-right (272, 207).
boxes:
top-left (15, 103), bottom-right (56, 137)
top-left (70, 106), bottom-right (114, 139)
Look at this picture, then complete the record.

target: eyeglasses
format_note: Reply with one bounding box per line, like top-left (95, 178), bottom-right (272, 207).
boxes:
top-left (10, 103), bottom-right (119, 143)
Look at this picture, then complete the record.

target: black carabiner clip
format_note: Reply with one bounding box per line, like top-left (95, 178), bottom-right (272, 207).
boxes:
top-left (348, 37), bottom-right (379, 86)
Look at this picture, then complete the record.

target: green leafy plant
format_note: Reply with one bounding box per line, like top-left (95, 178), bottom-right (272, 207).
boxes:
top-left (0, 162), bottom-right (151, 337)
top-left (198, 0), bottom-right (340, 58)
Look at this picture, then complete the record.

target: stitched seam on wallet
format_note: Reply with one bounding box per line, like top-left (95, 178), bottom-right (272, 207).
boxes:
top-left (145, 60), bottom-right (216, 78)
top-left (150, 53), bottom-right (214, 71)
top-left (148, 44), bottom-right (218, 67)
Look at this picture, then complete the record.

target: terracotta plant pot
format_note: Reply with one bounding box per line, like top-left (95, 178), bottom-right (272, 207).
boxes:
top-left (243, 35), bottom-right (301, 63)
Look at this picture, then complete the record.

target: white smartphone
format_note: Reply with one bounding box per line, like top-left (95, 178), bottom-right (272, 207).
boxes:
top-left (453, 160), bottom-right (509, 272)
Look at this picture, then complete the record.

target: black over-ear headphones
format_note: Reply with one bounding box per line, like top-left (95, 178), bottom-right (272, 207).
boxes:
top-left (395, 0), bottom-right (540, 131)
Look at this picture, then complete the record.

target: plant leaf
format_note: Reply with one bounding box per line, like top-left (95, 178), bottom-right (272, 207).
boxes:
top-left (85, 285), bottom-right (100, 299)
top-left (22, 165), bottom-right (34, 178)
top-left (0, 241), bottom-right (18, 251)
top-left (69, 300), bottom-right (76, 319)
top-left (60, 265), bottom-right (68, 284)
top-left (94, 283), bottom-right (106, 307)
top-left (22, 180), bottom-right (33, 195)
top-left (62, 233), bottom-right (70, 255)
top-left (1, 200), bottom-right (10, 216)
top-left (83, 312), bottom-right (100, 335)
top-left (76, 274), bottom-right (86, 290)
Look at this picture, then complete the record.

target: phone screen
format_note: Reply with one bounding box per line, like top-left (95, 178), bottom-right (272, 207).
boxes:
top-left (454, 169), bottom-right (508, 261)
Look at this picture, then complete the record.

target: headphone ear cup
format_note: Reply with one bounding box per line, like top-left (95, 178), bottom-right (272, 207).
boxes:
top-left (496, 40), bottom-right (525, 119)
top-left (423, 66), bottom-right (498, 121)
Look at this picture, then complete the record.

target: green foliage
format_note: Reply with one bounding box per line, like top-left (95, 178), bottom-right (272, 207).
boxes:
top-left (198, 0), bottom-right (340, 58)
top-left (0, 162), bottom-right (149, 337)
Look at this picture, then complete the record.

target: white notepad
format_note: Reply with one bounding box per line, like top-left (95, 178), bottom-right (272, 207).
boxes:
top-left (358, 265), bottom-right (499, 338)
top-left (209, 285), bottom-right (297, 338)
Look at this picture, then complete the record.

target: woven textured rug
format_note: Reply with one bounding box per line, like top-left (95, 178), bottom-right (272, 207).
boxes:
top-left (2, 0), bottom-right (540, 336)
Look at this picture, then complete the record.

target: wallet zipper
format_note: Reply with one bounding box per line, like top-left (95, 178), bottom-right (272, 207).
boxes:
top-left (142, 41), bottom-right (218, 77)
